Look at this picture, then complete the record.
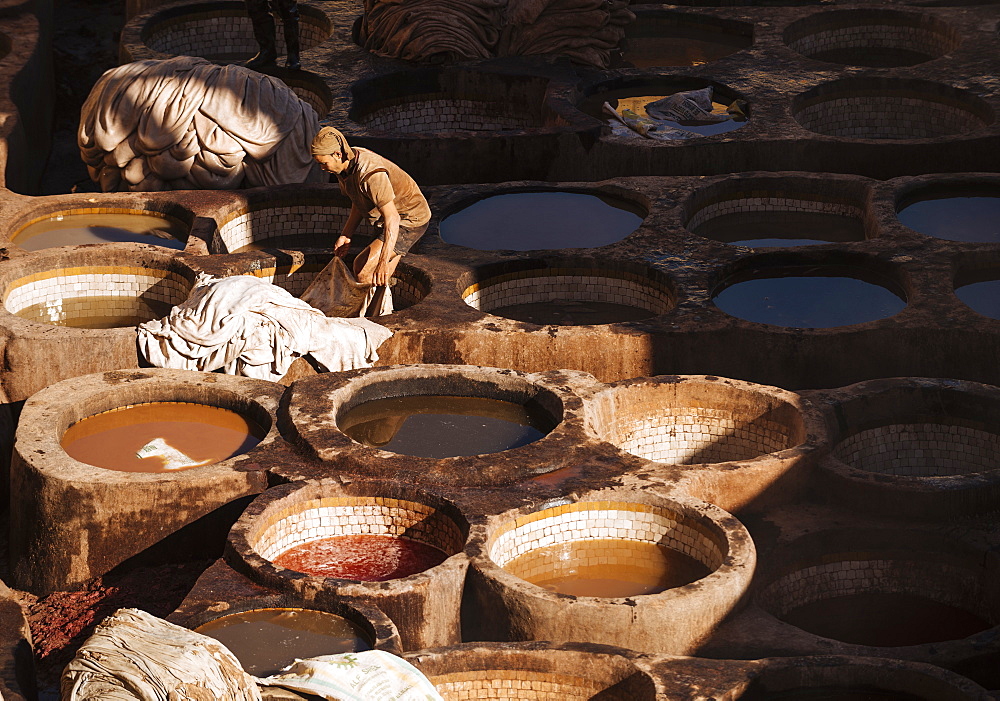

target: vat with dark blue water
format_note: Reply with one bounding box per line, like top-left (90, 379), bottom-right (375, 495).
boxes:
top-left (713, 265), bottom-right (906, 328)
top-left (897, 189), bottom-right (1000, 243)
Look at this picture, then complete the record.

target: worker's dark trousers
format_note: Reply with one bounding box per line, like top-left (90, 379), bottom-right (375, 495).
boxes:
top-left (244, 0), bottom-right (300, 68)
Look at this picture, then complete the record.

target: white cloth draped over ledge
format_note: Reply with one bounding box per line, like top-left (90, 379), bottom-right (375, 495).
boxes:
top-left (137, 274), bottom-right (393, 382)
top-left (79, 56), bottom-right (323, 191)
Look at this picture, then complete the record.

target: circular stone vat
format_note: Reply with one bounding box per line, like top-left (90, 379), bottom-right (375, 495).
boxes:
top-left (582, 79), bottom-right (748, 138)
top-left (0, 249), bottom-right (193, 329)
top-left (819, 377), bottom-right (1000, 517)
top-left (440, 190), bottom-right (646, 251)
top-left (213, 195), bottom-right (376, 253)
top-left (227, 479), bottom-right (470, 650)
top-left (590, 375), bottom-right (807, 466)
top-left (469, 492), bottom-right (755, 654)
top-left (10, 368), bottom-right (282, 594)
top-left (897, 182), bottom-right (1000, 243)
top-left (739, 656), bottom-right (991, 701)
top-left (280, 72), bottom-right (334, 121)
top-left (792, 79), bottom-right (993, 140)
top-left (406, 645), bottom-right (657, 700)
top-left (61, 401), bottom-right (266, 473)
top-left (756, 530), bottom-right (998, 649)
top-left (712, 257), bottom-right (907, 328)
top-left (196, 607), bottom-right (372, 676)
top-left (615, 11), bottom-right (752, 68)
top-left (240, 252), bottom-right (430, 311)
top-left (11, 209), bottom-right (189, 251)
top-left (783, 10), bottom-right (961, 67)
top-left (955, 269), bottom-right (1000, 320)
top-left (685, 177), bottom-right (869, 247)
top-left (282, 365), bottom-right (586, 487)
top-left (461, 259), bottom-right (675, 326)
top-left (351, 70), bottom-right (556, 135)
top-left (141, 0), bottom-right (331, 61)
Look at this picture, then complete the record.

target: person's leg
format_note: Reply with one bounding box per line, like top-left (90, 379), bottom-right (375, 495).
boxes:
top-left (273, 0), bottom-right (301, 69)
top-left (244, 0), bottom-right (277, 68)
top-left (353, 238), bottom-right (401, 285)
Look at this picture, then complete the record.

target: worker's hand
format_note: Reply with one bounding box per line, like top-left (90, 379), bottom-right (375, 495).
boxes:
top-left (334, 235), bottom-right (351, 257)
top-left (373, 259), bottom-right (391, 287)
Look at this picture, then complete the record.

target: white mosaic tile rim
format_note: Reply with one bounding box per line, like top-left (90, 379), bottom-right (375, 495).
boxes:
top-left (217, 206), bottom-right (373, 252)
top-left (833, 423), bottom-right (1000, 476)
top-left (605, 408), bottom-right (796, 465)
top-left (254, 501), bottom-right (465, 564)
top-left (146, 15), bottom-right (328, 55)
top-left (759, 559), bottom-right (990, 620)
top-left (489, 508), bottom-right (725, 574)
top-left (687, 197), bottom-right (861, 231)
top-left (465, 275), bottom-right (672, 314)
top-left (359, 99), bottom-right (538, 134)
top-left (795, 97), bottom-right (985, 139)
top-left (788, 25), bottom-right (955, 57)
top-left (4, 272), bottom-right (190, 313)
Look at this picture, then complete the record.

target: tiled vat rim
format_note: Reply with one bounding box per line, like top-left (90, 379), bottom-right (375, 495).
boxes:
top-left (611, 406), bottom-right (796, 464)
top-left (757, 555), bottom-right (994, 621)
top-left (833, 422), bottom-right (1000, 477)
top-left (686, 192), bottom-right (863, 231)
top-left (795, 97), bottom-right (987, 140)
top-left (786, 18), bottom-right (960, 58)
top-left (3, 266), bottom-right (192, 313)
top-left (215, 203), bottom-right (373, 252)
top-left (488, 501), bottom-right (726, 574)
top-left (430, 670), bottom-right (606, 700)
top-left (462, 267), bottom-right (673, 314)
top-left (145, 9), bottom-right (329, 56)
top-left (360, 99), bottom-right (541, 135)
top-left (251, 496), bottom-right (467, 565)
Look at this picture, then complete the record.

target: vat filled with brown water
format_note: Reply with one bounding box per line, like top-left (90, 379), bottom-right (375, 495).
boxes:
top-left (61, 401), bottom-right (266, 473)
top-left (195, 607), bottom-right (371, 676)
top-left (615, 12), bottom-right (752, 68)
top-left (756, 530), bottom-right (999, 650)
top-left (11, 211), bottom-right (188, 251)
top-left (338, 394), bottom-right (555, 458)
top-left (738, 656), bottom-right (990, 701)
top-left (439, 190), bottom-right (645, 251)
top-left (228, 480), bottom-right (470, 650)
top-left (468, 492), bottom-right (755, 654)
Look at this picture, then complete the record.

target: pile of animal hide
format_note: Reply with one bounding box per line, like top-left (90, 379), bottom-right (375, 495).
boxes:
top-left (357, 0), bottom-right (634, 67)
top-left (79, 56), bottom-right (322, 191)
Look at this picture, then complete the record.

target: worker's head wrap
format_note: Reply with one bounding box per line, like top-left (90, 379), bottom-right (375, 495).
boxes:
top-left (311, 127), bottom-right (355, 161)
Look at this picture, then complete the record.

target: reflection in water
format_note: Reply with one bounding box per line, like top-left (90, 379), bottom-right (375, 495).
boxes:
top-left (440, 191), bottom-right (644, 251)
top-left (505, 539), bottom-right (711, 597)
top-left (339, 395), bottom-right (554, 458)
top-left (13, 213), bottom-right (187, 251)
top-left (713, 267), bottom-right (906, 328)
top-left (897, 194), bottom-right (1000, 243)
top-left (274, 534), bottom-right (450, 581)
top-left (489, 299), bottom-right (655, 325)
top-left (781, 592), bottom-right (991, 647)
top-left (617, 26), bottom-right (748, 68)
top-left (693, 210), bottom-right (865, 247)
top-left (62, 402), bottom-right (265, 472)
top-left (195, 608), bottom-right (370, 677)
top-left (956, 279), bottom-right (1000, 320)
top-left (15, 295), bottom-right (174, 328)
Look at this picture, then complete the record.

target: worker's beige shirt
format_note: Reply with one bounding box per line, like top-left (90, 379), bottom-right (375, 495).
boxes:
top-left (337, 148), bottom-right (431, 228)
